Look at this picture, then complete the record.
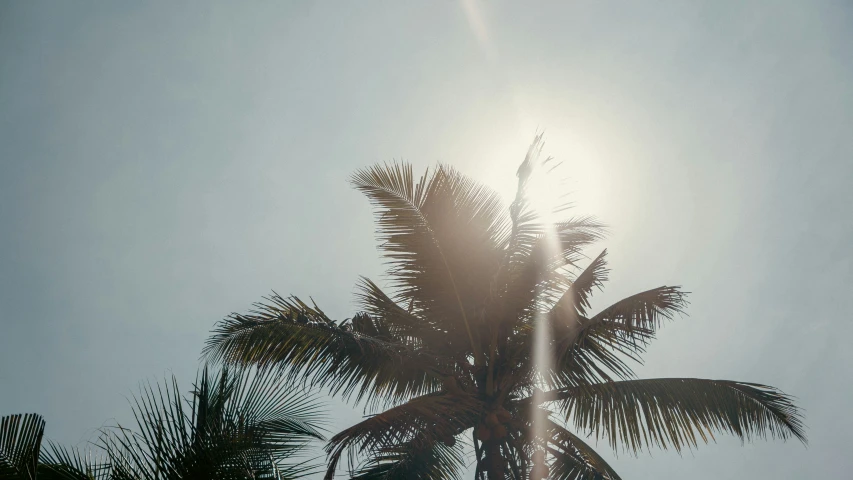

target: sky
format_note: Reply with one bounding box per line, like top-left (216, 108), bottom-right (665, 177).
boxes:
top-left (1, 1), bottom-right (851, 478)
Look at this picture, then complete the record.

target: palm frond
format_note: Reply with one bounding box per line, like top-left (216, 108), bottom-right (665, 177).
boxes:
top-left (579, 286), bottom-right (687, 362)
top-left (349, 437), bottom-right (464, 480)
top-left (548, 286), bottom-right (688, 388)
top-left (543, 378), bottom-right (806, 454)
top-left (211, 366), bottom-right (325, 452)
top-left (324, 393), bottom-right (482, 480)
top-left (351, 162), bottom-right (511, 361)
top-left (38, 442), bottom-right (111, 480)
top-left (553, 250), bottom-right (608, 320)
top-left (355, 277), bottom-right (444, 348)
top-left (204, 293), bottom-right (450, 405)
top-left (501, 132), bottom-right (603, 271)
top-left (557, 286), bottom-right (686, 345)
top-left (549, 331), bottom-right (639, 387)
top-left (503, 133), bottom-right (546, 264)
top-left (539, 219), bottom-right (607, 274)
top-left (498, 224), bottom-right (605, 331)
top-left (100, 367), bottom-right (324, 480)
top-left (1, 413), bottom-right (45, 480)
top-left (588, 287), bottom-right (687, 334)
top-left (546, 419), bottom-right (621, 480)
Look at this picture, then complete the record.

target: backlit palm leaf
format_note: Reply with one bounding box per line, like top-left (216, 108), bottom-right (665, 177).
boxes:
top-left (100, 366), bottom-right (324, 480)
top-left (1, 414), bottom-right (44, 480)
top-left (204, 293), bottom-right (451, 405)
top-left (324, 393), bottom-right (482, 480)
top-left (354, 277), bottom-right (445, 349)
top-left (553, 250), bottom-right (609, 320)
top-left (546, 419), bottom-right (621, 480)
top-left (349, 437), bottom-right (465, 480)
top-left (548, 285), bottom-right (689, 388)
top-left (351, 162), bottom-right (511, 361)
top-left (543, 378), bottom-right (806, 453)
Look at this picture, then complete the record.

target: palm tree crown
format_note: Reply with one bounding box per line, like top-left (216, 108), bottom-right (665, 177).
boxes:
top-left (2, 367), bottom-right (324, 480)
top-left (205, 136), bottom-right (805, 479)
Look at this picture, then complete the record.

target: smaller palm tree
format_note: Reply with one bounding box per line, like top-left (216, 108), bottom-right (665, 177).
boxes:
top-left (1, 367), bottom-right (325, 480)
top-left (102, 366), bottom-right (325, 480)
top-left (1, 412), bottom-right (110, 480)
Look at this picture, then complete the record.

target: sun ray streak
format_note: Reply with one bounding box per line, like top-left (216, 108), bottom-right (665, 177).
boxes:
top-left (460, 0), bottom-right (495, 60)
top-left (528, 147), bottom-right (562, 478)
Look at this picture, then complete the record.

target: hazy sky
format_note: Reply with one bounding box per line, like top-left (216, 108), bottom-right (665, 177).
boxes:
top-left (1, 1), bottom-right (851, 478)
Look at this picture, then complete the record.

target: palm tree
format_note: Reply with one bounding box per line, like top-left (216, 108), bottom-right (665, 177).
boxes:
top-left (204, 136), bottom-right (805, 479)
top-left (101, 366), bottom-right (325, 480)
top-left (2, 367), bottom-right (324, 480)
top-left (0, 413), bottom-right (105, 480)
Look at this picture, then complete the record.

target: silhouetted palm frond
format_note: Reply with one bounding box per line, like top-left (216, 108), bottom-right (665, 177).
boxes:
top-left (351, 162), bottom-right (512, 362)
top-left (349, 437), bottom-right (465, 480)
top-left (548, 284), bottom-right (689, 388)
top-left (1, 414), bottom-right (44, 480)
top-left (204, 294), bottom-right (452, 406)
top-left (553, 249), bottom-right (609, 319)
top-left (354, 277), bottom-right (443, 348)
top-left (38, 443), bottom-right (111, 480)
top-left (100, 366), bottom-right (324, 480)
top-left (546, 419), bottom-right (621, 480)
top-left (543, 378), bottom-right (806, 453)
top-left (324, 392), bottom-right (482, 480)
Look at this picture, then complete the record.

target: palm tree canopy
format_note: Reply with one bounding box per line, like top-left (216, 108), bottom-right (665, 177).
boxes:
top-left (3, 367), bottom-right (325, 480)
top-left (101, 366), bottom-right (325, 480)
top-left (205, 136), bottom-right (805, 479)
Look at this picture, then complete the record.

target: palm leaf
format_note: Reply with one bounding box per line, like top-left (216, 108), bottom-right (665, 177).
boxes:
top-left (588, 287), bottom-right (687, 334)
top-left (498, 223), bottom-right (605, 331)
top-left (548, 286), bottom-right (688, 388)
top-left (204, 293), bottom-right (450, 405)
top-left (1, 413), bottom-right (45, 480)
top-left (543, 378), bottom-right (806, 454)
top-left (100, 367), bottom-right (324, 480)
top-left (324, 393), bottom-right (482, 480)
top-left (555, 286), bottom-right (686, 346)
top-left (354, 277), bottom-right (445, 349)
top-left (538, 219), bottom-right (607, 274)
top-left (553, 249), bottom-right (609, 320)
top-left (349, 437), bottom-right (464, 480)
top-left (38, 443), bottom-right (111, 480)
top-left (502, 133), bottom-right (547, 265)
top-left (549, 332), bottom-right (639, 388)
top-left (501, 133), bottom-right (602, 269)
top-left (351, 162), bottom-right (511, 361)
top-left (546, 419), bottom-right (621, 480)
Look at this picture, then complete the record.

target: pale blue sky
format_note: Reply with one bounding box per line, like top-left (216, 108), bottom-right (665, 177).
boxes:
top-left (1, 1), bottom-right (851, 478)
